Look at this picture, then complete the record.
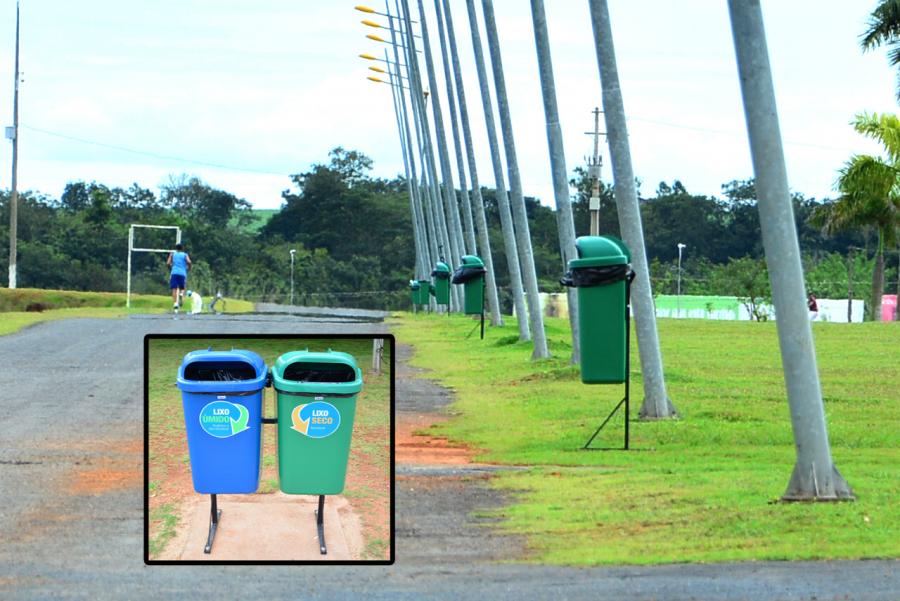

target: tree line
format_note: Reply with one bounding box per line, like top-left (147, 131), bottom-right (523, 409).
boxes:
top-left (0, 147), bottom-right (895, 314)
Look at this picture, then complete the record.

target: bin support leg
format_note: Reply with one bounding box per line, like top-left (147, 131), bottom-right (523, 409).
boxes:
top-left (315, 495), bottom-right (327, 555)
top-left (204, 494), bottom-right (222, 554)
top-left (583, 278), bottom-right (633, 451)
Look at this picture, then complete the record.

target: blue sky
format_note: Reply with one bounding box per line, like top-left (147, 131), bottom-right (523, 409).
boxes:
top-left (0, 1), bottom-right (896, 209)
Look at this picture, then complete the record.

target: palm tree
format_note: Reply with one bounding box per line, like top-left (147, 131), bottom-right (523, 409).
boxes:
top-left (862, 0), bottom-right (900, 100)
top-left (814, 112), bottom-right (900, 321)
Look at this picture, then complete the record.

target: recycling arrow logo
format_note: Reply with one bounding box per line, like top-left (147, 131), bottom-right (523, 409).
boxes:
top-left (199, 400), bottom-right (251, 438)
top-left (290, 401), bottom-right (340, 439)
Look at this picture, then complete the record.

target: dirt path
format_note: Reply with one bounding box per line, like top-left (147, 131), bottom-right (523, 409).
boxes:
top-left (393, 344), bottom-right (525, 564)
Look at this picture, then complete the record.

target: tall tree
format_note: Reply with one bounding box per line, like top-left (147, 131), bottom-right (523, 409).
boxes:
top-left (862, 0), bottom-right (900, 100)
top-left (814, 112), bottom-right (900, 321)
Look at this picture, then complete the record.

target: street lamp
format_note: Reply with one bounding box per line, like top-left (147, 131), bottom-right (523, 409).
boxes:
top-left (290, 249), bottom-right (296, 306)
top-left (677, 243), bottom-right (686, 318)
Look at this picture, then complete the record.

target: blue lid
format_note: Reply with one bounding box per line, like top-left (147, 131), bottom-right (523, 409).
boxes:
top-left (177, 348), bottom-right (267, 394)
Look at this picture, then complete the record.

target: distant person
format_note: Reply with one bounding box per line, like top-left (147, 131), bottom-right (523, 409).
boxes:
top-left (807, 292), bottom-right (818, 321)
top-left (186, 290), bottom-right (203, 315)
top-left (166, 243), bottom-right (192, 313)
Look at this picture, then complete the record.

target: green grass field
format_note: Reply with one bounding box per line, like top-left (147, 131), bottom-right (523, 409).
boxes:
top-left (0, 288), bottom-right (254, 336)
top-left (230, 208), bottom-right (277, 233)
top-left (146, 338), bottom-right (391, 560)
top-left (396, 313), bottom-right (899, 565)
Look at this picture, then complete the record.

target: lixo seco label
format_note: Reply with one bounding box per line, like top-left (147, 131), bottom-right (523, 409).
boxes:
top-left (290, 400), bottom-right (341, 438)
top-left (198, 400), bottom-right (250, 438)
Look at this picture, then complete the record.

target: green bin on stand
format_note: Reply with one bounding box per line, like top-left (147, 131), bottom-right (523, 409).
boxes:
top-left (431, 262), bottom-right (451, 306)
top-left (451, 255), bottom-right (486, 315)
top-left (409, 280), bottom-right (421, 307)
top-left (272, 350), bottom-right (363, 494)
top-left (416, 280), bottom-right (431, 305)
top-left (565, 236), bottom-right (631, 384)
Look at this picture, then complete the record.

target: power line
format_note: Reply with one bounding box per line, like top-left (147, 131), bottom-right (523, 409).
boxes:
top-left (20, 124), bottom-right (292, 177)
top-left (624, 116), bottom-right (851, 152)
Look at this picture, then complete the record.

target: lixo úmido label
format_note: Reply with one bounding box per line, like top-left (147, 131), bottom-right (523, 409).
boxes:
top-left (290, 400), bottom-right (340, 438)
top-left (199, 400), bottom-right (250, 438)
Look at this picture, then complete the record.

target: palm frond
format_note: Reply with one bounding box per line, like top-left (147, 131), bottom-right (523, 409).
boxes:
top-left (862, 0), bottom-right (900, 54)
top-left (852, 112), bottom-right (900, 161)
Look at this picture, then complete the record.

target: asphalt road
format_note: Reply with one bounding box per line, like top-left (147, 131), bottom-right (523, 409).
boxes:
top-left (0, 311), bottom-right (897, 600)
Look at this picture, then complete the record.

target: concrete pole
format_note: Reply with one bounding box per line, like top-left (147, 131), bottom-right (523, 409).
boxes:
top-left (385, 49), bottom-right (427, 280)
top-left (481, 0), bottom-right (550, 359)
top-left (433, 0), bottom-right (477, 257)
top-left (386, 9), bottom-right (433, 278)
top-left (465, 0), bottom-right (530, 340)
top-left (528, 0), bottom-right (581, 364)
top-left (399, 0), bottom-right (457, 308)
top-left (728, 0), bottom-right (852, 501)
top-left (441, 0), bottom-right (503, 327)
top-left (588, 0), bottom-right (676, 418)
top-left (416, 0), bottom-right (466, 307)
top-left (7, 1), bottom-right (20, 289)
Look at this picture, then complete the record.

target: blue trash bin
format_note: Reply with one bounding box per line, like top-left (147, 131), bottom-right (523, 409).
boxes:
top-left (177, 349), bottom-right (267, 494)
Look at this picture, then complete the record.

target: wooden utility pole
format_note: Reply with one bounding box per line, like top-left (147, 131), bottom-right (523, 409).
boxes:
top-left (7, 1), bottom-right (20, 289)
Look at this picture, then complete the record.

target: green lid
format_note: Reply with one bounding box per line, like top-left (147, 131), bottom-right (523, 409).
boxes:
top-left (569, 236), bottom-right (630, 269)
top-left (460, 254), bottom-right (484, 268)
top-left (272, 350), bottom-right (363, 395)
top-left (434, 261), bottom-right (450, 273)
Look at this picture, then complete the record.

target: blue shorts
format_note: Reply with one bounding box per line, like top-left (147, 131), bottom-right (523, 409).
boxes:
top-left (169, 274), bottom-right (186, 290)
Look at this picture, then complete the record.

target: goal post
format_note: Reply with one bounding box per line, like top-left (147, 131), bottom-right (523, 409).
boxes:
top-left (127, 224), bottom-right (182, 308)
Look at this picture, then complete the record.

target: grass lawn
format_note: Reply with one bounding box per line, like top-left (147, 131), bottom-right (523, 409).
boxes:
top-left (0, 288), bottom-right (254, 336)
top-left (396, 312), bottom-right (899, 564)
top-left (146, 337), bottom-right (391, 560)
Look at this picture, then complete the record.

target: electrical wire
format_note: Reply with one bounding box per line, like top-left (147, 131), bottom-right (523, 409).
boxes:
top-left (20, 124), bottom-right (292, 177)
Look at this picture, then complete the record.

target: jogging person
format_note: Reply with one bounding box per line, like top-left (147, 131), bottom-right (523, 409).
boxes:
top-left (167, 243), bottom-right (192, 312)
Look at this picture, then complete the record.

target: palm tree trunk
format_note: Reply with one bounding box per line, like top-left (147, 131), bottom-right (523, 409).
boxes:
top-left (872, 231), bottom-right (885, 321)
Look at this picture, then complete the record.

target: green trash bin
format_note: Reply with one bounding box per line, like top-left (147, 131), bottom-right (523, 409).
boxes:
top-left (564, 236), bottom-right (632, 384)
top-left (409, 280), bottom-right (421, 307)
top-left (452, 255), bottom-right (486, 315)
top-left (432, 262), bottom-right (451, 305)
top-left (416, 279), bottom-right (431, 305)
top-left (272, 350), bottom-right (364, 494)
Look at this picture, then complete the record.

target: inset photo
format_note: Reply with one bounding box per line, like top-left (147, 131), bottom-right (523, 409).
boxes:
top-left (144, 335), bottom-right (393, 564)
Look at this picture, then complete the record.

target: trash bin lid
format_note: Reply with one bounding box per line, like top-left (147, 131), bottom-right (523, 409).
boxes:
top-left (177, 349), bottom-right (268, 394)
top-left (460, 255), bottom-right (484, 268)
top-left (409, 280), bottom-right (421, 289)
top-left (569, 236), bottom-right (630, 269)
top-left (272, 350), bottom-right (364, 396)
top-left (433, 261), bottom-right (450, 273)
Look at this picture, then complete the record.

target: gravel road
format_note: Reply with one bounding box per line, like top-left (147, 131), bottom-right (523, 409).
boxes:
top-left (0, 311), bottom-right (896, 600)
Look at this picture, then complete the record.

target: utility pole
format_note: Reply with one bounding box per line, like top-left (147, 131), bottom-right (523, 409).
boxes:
top-left (7, 1), bottom-right (20, 289)
top-left (416, 0), bottom-right (466, 310)
top-left (441, 0), bottom-right (503, 327)
top-left (585, 107), bottom-right (604, 236)
top-left (465, 0), bottom-right (530, 341)
top-left (398, 0), bottom-right (456, 308)
top-left (482, 0), bottom-right (550, 359)
top-left (588, 0), bottom-right (676, 419)
top-left (529, 0), bottom-right (581, 364)
top-left (433, 0), bottom-right (477, 257)
top-left (384, 47), bottom-right (428, 280)
top-left (728, 0), bottom-right (852, 501)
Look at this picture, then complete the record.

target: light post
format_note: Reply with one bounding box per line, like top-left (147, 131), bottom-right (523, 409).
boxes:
top-left (677, 243), bottom-right (686, 318)
top-left (290, 249), bottom-right (296, 306)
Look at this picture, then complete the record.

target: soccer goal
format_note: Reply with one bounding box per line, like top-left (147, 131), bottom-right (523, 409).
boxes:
top-left (127, 224), bottom-right (181, 308)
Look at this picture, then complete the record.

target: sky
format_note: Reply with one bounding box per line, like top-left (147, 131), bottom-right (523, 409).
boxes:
top-left (0, 1), bottom-right (897, 210)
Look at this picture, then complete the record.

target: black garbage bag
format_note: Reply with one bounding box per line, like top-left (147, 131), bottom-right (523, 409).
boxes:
top-left (561, 264), bottom-right (634, 288)
top-left (451, 265), bottom-right (486, 284)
